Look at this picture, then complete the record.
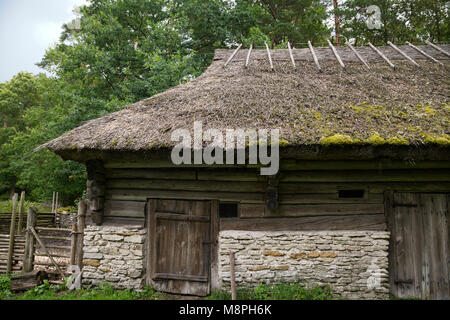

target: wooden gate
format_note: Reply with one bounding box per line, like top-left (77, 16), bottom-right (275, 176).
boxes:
top-left (387, 192), bottom-right (449, 299)
top-left (146, 199), bottom-right (218, 296)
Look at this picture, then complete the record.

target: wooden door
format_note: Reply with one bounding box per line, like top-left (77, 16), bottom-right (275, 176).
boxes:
top-left (146, 199), bottom-right (218, 296)
top-left (387, 193), bottom-right (449, 299)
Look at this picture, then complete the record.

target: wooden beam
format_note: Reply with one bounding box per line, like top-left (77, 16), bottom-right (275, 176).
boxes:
top-left (348, 44), bottom-right (370, 69)
top-left (406, 42), bottom-right (444, 66)
top-left (220, 214), bottom-right (387, 231)
top-left (425, 40), bottom-right (450, 57)
top-left (369, 42), bottom-right (395, 69)
top-left (308, 41), bottom-right (322, 72)
top-left (23, 208), bottom-right (37, 273)
top-left (387, 41), bottom-right (420, 67)
top-left (7, 193), bottom-right (18, 274)
top-left (224, 44), bottom-right (242, 68)
top-left (76, 200), bottom-right (86, 269)
top-left (245, 44), bottom-right (253, 69)
top-left (327, 39), bottom-right (345, 69)
top-left (17, 191), bottom-right (25, 235)
top-left (287, 42), bottom-right (296, 70)
top-left (264, 42), bottom-right (274, 71)
top-left (29, 227), bottom-right (65, 279)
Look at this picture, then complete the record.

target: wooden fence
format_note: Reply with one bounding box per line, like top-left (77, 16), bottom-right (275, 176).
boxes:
top-left (0, 194), bottom-right (86, 285)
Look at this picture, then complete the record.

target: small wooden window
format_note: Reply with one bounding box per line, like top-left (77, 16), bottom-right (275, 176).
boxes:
top-left (219, 202), bottom-right (239, 218)
top-left (338, 189), bottom-right (366, 199)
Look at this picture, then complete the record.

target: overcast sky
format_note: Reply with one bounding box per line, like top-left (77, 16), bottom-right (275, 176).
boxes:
top-left (0, 0), bottom-right (87, 82)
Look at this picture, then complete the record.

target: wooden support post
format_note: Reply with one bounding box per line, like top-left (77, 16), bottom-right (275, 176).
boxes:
top-left (245, 44), bottom-right (253, 69)
top-left (7, 193), bottom-right (18, 274)
top-left (425, 40), bottom-right (450, 57)
top-left (86, 160), bottom-right (105, 225)
top-left (29, 227), bottom-right (65, 279)
top-left (224, 44), bottom-right (242, 68)
top-left (70, 222), bottom-right (78, 266)
top-left (348, 44), bottom-right (370, 69)
top-left (387, 41), bottom-right (420, 67)
top-left (23, 208), bottom-right (37, 273)
top-left (327, 39), bottom-right (345, 69)
top-left (54, 192), bottom-right (59, 226)
top-left (51, 192), bottom-right (55, 214)
top-left (406, 42), bottom-right (444, 66)
top-left (369, 42), bottom-right (395, 69)
top-left (287, 42), bottom-right (296, 70)
top-left (17, 191), bottom-right (25, 235)
top-left (265, 42), bottom-right (274, 71)
top-left (308, 41), bottom-right (322, 72)
top-left (76, 200), bottom-right (87, 269)
top-left (230, 251), bottom-right (236, 300)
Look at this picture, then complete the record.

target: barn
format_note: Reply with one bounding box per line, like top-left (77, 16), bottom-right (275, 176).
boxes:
top-left (41, 43), bottom-right (450, 300)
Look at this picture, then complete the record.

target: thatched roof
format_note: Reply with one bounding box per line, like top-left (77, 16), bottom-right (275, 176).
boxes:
top-left (42, 44), bottom-right (450, 161)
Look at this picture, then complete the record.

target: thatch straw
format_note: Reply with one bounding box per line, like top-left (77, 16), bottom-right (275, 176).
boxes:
top-left (41, 44), bottom-right (449, 157)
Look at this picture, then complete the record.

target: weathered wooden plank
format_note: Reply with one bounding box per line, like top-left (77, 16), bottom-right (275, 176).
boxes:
top-left (280, 182), bottom-right (450, 194)
top-left (265, 203), bottom-right (384, 217)
top-left (105, 160), bottom-right (450, 170)
top-left (104, 200), bottom-right (146, 218)
top-left (106, 179), bottom-right (267, 193)
top-left (105, 189), bottom-right (265, 203)
top-left (280, 170), bottom-right (450, 183)
top-left (280, 193), bottom-right (383, 204)
top-left (287, 42), bottom-right (296, 70)
top-left (105, 169), bottom-right (196, 180)
top-left (240, 204), bottom-right (265, 218)
top-left (220, 214), bottom-right (387, 231)
top-left (245, 44), bottom-right (253, 69)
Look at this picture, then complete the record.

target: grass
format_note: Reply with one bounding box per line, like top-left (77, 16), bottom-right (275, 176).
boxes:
top-left (206, 283), bottom-right (337, 300)
top-left (1, 276), bottom-right (337, 301)
top-left (0, 200), bottom-right (52, 213)
top-left (0, 276), bottom-right (160, 300)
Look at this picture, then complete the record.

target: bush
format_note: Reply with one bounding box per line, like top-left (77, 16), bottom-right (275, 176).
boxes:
top-left (207, 283), bottom-right (336, 300)
top-left (0, 275), bottom-right (13, 300)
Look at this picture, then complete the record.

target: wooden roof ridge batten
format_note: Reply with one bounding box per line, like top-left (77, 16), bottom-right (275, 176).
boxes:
top-left (265, 42), bottom-right (274, 71)
top-left (387, 41), bottom-right (420, 67)
top-left (308, 41), bottom-right (322, 73)
top-left (369, 42), bottom-right (395, 69)
top-left (224, 43), bottom-right (242, 68)
top-left (348, 44), bottom-right (370, 70)
top-left (426, 40), bottom-right (450, 58)
top-left (245, 43), bottom-right (253, 69)
top-left (406, 42), bottom-right (443, 66)
top-left (327, 39), bottom-right (346, 69)
top-left (287, 42), bottom-right (297, 70)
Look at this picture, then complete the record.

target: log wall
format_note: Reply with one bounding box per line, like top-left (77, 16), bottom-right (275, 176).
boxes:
top-left (98, 159), bottom-right (450, 230)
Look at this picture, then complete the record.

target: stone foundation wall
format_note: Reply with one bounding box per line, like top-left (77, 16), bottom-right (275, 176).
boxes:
top-left (82, 225), bottom-right (146, 290)
top-left (218, 230), bottom-right (390, 300)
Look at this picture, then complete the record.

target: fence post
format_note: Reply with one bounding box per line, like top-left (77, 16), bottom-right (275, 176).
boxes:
top-left (70, 221), bottom-right (78, 266)
top-left (23, 208), bottom-right (37, 273)
top-left (230, 251), bottom-right (236, 300)
top-left (76, 200), bottom-right (87, 269)
top-left (7, 193), bottom-right (18, 274)
top-left (16, 191), bottom-right (25, 235)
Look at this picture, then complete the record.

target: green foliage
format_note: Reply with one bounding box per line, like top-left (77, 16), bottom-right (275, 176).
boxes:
top-left (0, 276), bottom-right (13, 300)
top-left (10, 282), bottom-right (160, 300)
top-left (207, 283), bottom-right (336, 300)
top-left (0, 200), bottom-right (51, 213)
